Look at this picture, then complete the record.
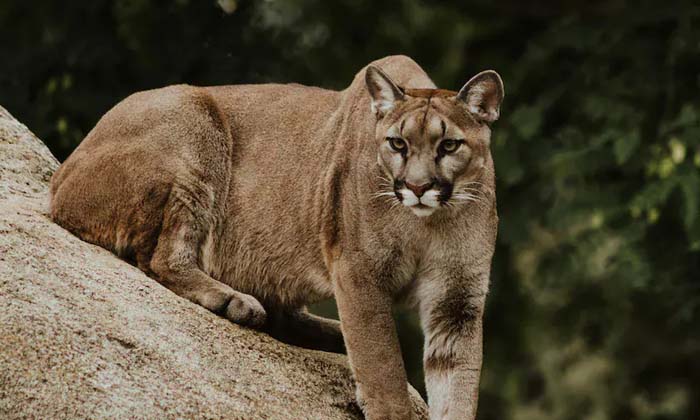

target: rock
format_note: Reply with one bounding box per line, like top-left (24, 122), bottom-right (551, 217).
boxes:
top-left (0, 106), bottom-right (428, 420)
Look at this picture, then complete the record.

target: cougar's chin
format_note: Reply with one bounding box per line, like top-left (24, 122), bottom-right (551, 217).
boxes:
top-left (409, 204), bottom-right (437, 217)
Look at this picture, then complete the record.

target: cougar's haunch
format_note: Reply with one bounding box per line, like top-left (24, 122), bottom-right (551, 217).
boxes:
top-left (50, 55), bottom-right (504, 420)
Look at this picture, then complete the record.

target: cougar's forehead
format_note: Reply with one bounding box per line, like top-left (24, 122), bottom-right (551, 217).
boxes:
top-left (386, 97), bottom-right (469, 146)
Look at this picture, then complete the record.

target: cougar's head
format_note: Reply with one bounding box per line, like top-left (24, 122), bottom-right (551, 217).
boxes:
top-left (366, 66), bottom-right (504, 217)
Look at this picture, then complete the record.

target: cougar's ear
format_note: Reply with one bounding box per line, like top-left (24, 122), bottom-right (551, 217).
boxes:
top-left (456, 70), bottom-right (504, 124)
top-left (365, 65), bottom-right (404, 118)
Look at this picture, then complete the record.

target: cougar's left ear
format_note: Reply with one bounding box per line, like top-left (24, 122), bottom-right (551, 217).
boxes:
top-left (365, 65), bottom-right (404, 118)
top-left (456, 70), bottom-right (504, 124)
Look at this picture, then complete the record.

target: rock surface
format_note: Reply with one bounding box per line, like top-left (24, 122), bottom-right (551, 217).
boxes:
top-left (0, 106), bottom-right (428, 419)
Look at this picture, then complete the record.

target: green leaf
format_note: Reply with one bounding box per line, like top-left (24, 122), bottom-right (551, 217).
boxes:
top-left (613, 129), bottom-right (640, 164)
top-left (631, 178), bottom-right (677, 210)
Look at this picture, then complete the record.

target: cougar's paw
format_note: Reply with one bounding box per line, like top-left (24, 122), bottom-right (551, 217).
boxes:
top-left (195, 285), bottom-right (237, 313)
top-left (224, 292), bottom-right (267, 328)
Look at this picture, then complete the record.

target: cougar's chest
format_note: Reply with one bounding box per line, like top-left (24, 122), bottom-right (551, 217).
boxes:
top-left (383, 228), bottom-right (444, 302)
top-left (392, 221), bottom-right (477, 306)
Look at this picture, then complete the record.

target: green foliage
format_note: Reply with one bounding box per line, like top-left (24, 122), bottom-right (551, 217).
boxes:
top-left (2, 1), bottom-right (699, 419)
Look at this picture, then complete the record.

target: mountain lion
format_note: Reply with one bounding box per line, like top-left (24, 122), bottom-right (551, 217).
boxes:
top-left (50, 55), bottom-right (504, 420)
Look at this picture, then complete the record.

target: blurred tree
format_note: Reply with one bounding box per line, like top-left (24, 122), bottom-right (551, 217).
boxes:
top-left (2, 1), bottom-right (699, 419)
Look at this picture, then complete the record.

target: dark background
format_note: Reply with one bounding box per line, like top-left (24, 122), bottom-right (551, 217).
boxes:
top-left (2, 1), bottom-right (699, 419)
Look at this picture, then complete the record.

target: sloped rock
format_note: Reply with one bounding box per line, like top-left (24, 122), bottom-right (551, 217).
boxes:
top-left (0, 106), bottom-right (428, 420)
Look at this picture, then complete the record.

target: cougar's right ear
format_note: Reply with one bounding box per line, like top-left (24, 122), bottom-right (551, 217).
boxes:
top-left (365, 66), bottom-right (404, 119)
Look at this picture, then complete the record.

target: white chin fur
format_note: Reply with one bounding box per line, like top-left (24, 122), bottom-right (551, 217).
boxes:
top-left (410, 206), bottom-right (437, 217)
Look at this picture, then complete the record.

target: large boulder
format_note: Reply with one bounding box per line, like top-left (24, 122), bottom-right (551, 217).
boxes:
top-left (0, 106), bottom-right (428, 419)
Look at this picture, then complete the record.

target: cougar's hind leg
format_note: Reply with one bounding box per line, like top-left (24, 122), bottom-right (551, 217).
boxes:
top-left (264, 307), bottom-right (345, 353)
top-left (148, 183), bottom-right (266, 328)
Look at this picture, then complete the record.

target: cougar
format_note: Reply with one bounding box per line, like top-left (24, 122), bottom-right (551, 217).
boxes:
top-left (49, 55), bottom-right (504, 420)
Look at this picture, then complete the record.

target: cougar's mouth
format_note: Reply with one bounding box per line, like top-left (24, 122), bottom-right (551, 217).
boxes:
top-left (376, 178), bottom-right (452, 217)
top-left (390, 178), bottom-right (454, 217)
top-left (395, 187), bottom-right (440, 217)
top-left (409, 203), bottom-right (437, 217)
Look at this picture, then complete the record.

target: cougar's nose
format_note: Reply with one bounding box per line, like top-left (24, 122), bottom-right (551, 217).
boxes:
top-left (405, 181), bottom-right (433, 198)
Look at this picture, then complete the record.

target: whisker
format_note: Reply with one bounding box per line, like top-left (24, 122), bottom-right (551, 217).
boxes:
top-left (457, 181), bottom-right (494, 199)
top-left (457, 186), bottom-right (491, 196)
top-left (370, 195), bottom-right (397, 204)
top-left (452, 194), bottom-right (484, 204)
top-left (451, 194), bottom-right (490, 209)
top-left (461, 181), bottom-right (486, 188)
top-left (458, 193), bottom-right (483, 200)
top-left (453, 198), bottom-right (479, 204)
top-left (456, 188), bottom-right (485, 196)
top-left (453, 192), bottom-right (481, 198)
top-left (370, 191), bottom-right (397, 198)
top-left (376, 175), bottom-right (394, 186)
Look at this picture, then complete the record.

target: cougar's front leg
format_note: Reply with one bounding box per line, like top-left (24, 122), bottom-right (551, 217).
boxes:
top-left (333, 259), bottom-right (414, 420)
top-left (420, 271), bottom-right (488, 420)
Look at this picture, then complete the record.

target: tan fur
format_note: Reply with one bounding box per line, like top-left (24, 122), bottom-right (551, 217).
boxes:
top-left (49, 55), bottom-right (504, 420)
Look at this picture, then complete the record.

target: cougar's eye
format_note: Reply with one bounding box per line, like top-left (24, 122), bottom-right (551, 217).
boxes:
top-left (439, 139), bottom-right (463, 154)
top-left (386, 137), bottom-right (407, 153)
